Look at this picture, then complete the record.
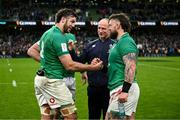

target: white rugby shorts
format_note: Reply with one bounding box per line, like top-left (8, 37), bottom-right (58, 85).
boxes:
top-left (63, 77), bottom-right (76, 100)
top-left (34, 75), bottom-right (74, 109)
top-left (107, 83), bottom-right (140, 116)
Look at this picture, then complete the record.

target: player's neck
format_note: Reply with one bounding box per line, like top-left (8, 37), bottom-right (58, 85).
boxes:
top-left (55, 23), bottom-right (64, 34)
top-left (117, 30), bottom-right (125, 40)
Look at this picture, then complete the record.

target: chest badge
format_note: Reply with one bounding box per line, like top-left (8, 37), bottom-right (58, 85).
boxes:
top-left (92, 44), bottom-right (96, 48)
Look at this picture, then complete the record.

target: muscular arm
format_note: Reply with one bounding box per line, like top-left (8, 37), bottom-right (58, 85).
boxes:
top-left (27, 42), bottom-right (40, 62)
top-left (122, 53), bottom-right (137, 84)
top-left (59, 54), bottom-right (102, 72)
top-left (69, 50), bottom-right (83, 62)
top-left (118, 53), bottom-right (137, 103)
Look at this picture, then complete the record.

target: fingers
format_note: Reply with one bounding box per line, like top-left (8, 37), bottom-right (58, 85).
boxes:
top-left (81, 72), bottom-right (88, 85)
top-left (68, 41), bottom-right (75, 51)
top-left (91, 58), bottom-right (99, 65)
top-left (119, 98), bottom-right (127, 103)
top-left (68, 40), bottom-right (74, 46)
top-left (82, 79), bottom-right (87, 85)
top-left (90, 58), bottom-right (104, 70)
top-left (118, 92), bottom-right (128, 103)
top-left (91, 58), bottom-right (102, 65)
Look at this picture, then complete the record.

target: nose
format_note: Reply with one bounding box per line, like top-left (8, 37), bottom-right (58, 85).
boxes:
top-left (98, 28), bottom-right (103, 33)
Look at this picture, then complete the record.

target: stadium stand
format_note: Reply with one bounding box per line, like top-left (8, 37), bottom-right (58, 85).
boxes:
top-left (0, 0), bottom-right (180, 57)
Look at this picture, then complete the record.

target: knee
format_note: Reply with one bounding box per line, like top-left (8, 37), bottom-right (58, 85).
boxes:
top-left (60, 104), bottom-right (77, 120)
top-left (64, 113), bottom-right (77, 120)
top-left (40, 104), bottom-right (51, 115)
top-left (40, 104), bottom-right (53, 120)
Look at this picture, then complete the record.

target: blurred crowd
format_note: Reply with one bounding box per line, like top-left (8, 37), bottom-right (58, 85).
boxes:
top-left (0, 28), bottom-right (180, 58)
top-left (0, 30), bottom-right (40, 58)
top-left (0, 0), bottom-right (180, 58)
top-left (132, 30), bottom-right (180, 57)
top-left (0, 0), bottom-right (180, 21)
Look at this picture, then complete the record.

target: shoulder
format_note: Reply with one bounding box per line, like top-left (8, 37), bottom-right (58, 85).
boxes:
top-left (117, 37), bottom-right (137, 53)
top-left (108, 39), bottom-right (116, 44)
top-left (89, 39), bottom-right (99, 44)
top-left (120, 36), bottom-right (136, 45)
top-left (86, 39), bottom-right (99, 48)
top-left (53, 32), bottom-right (66, 43)
top-left (65, 33), bottom-right (76, 42)
top-left (111, 39), bottom-right (116, 43)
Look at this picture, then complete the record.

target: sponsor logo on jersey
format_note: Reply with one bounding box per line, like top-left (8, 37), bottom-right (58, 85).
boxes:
top-left (61, 43), bottom-right (68, 52)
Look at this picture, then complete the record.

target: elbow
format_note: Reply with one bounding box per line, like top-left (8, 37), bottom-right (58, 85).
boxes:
top-left (65, 66), bottom-right (71, 71)
top-left (64, 63), bottom-right (74, 71)
top-left (27, 48), bottom-right (34, 57)
top-left (27, 48), bottom-right (31, 56)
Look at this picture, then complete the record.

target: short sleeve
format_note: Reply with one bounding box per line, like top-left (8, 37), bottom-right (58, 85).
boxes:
top-left (117, 38), bottom-right (137, 56)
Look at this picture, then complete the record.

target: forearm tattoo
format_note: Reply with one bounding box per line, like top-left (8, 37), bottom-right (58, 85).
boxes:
top-left (123, 53), bottom-right (137, 83)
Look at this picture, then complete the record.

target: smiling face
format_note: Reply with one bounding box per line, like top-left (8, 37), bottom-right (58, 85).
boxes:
top-left (63, 16), bottom-right (77, 33)
top-left (97, 19), bottom-right (110, 40)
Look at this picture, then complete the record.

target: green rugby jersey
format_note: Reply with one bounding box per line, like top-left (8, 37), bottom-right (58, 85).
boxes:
top-left (39, 26), bottom-right (69, 79)
top-left (108, 33), bottom-right (138, 91)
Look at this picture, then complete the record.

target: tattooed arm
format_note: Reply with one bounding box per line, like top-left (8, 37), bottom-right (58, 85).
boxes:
top-left (118, 53), bottom-right (137, 103)
top-left (123, 53), bottom-right (137, 84)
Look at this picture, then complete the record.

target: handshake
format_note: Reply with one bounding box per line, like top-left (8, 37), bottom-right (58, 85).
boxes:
top-left (90, 58), bottom-right (104, 71)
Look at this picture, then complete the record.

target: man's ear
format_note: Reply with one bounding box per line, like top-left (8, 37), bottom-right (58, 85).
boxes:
top-left (116, 22), bottom-right (121, 30)
top-left (61, 17), bottom-right (66, 23)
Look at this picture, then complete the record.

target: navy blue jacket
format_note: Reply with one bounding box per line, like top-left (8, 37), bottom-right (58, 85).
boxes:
top-left (70, 38), bottom-right (115, 87)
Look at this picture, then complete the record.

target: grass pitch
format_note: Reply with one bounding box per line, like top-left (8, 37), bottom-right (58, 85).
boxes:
top-left (0, 57), bottom-right (180, 119)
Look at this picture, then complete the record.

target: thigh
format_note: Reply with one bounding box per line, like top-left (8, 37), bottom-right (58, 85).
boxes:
top-left (64, 77), bottom-right (76, 90)
top-left (64, 77), bottom-right (76, 100)
top-left (34, 75), bottom-right (48, 106)
top-left (107, 83), bottom-right (140, 117)
top-left (124, 83), bottom-right (140, 116)
top-left (88, 87), bottom-right (101, 105)
top-left (102, 87), bottom-right (110, 119)
top-left (40, 78), bottom-right (75, 109)
top-left (88, 87), bottom-right (102, 119)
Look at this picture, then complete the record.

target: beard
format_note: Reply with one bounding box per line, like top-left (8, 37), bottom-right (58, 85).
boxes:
top-left (110, 31), bottom-right (118, 39)
top-left (63, 21), bottom-right (71, 33)
top-left (63, 24), bottom-right (69, 33)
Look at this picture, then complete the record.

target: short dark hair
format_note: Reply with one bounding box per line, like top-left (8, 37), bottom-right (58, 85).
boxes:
top-left (55, 8), bottom-right (78, 23)
top-left (109, 13), bottom-right (131, 32)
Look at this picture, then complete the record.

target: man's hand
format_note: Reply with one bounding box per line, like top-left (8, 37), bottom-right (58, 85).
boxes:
top-left (81, 72), bottom-right (88, 85)
top-left (91, 60), bottom-right (103, 70)
top-left (118, 92), bottom-right (128, 103)
top-left (68, 40), bottom-right (76, 51)
top-left (91, 58), bottom-right (101, 65)
top-left (91, 58), bottom-right (103, 70)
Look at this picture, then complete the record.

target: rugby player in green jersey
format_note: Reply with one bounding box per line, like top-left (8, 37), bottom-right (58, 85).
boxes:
top-left (27, 8), bottom-right (103, 120)
top-left (28, 33), bottom-right (77, 101)
top-left (105, 13), bottom-right (140, 120)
